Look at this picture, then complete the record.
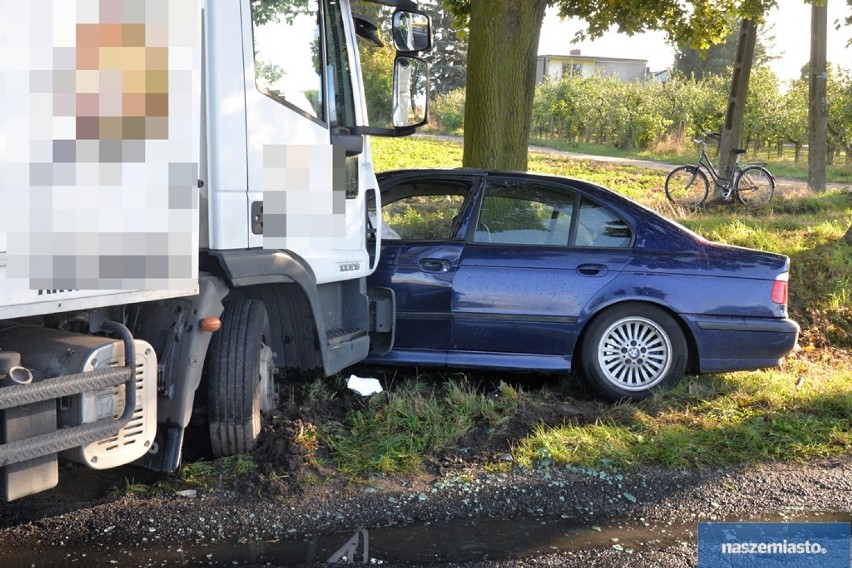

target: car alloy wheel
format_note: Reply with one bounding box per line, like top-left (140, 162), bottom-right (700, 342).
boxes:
top-left (597, 316), bottom-right (672, 391)
top-left (580, 303), bottom-right (687, 401)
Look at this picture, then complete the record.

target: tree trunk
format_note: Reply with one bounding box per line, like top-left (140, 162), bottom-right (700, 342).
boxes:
top-left (716, 18), bottom-right (757, 199)
top-left (808, 1), bottom-right (827, 191)
top-left (462, 0), bottom-right (548, 171)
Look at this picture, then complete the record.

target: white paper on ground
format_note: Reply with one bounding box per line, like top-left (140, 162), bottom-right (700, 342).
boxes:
top-left (347, 375), bottom-right (383, 396)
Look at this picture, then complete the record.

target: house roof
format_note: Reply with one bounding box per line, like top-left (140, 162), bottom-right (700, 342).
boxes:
top-left (538, 54), bottom-right (648, 65)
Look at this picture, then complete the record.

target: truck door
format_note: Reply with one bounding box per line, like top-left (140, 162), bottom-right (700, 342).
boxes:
top-left (242, 0), bottom-right (364, 272)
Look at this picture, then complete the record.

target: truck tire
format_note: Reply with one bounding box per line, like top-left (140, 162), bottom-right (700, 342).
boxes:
top-left (206, 298), bottom-right (276, 457)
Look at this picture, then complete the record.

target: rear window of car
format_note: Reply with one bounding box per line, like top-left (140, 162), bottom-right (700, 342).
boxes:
top-left (575, 197), bottom-right (632, 248)
top-left (475, 180), bottom-right (632, 248)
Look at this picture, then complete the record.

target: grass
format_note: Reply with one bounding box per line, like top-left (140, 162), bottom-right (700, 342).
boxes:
top-left (528, 136), bottom-right (852, 184)
top-left (322, 376), bottom-right (520, 476)
top-left (374, 136), bottom-right (670, 203)
top-left (178, 454), bottom-right (258, 488)
top-left (110, 478), bottom-right (155, 497)
top-left (347, 135), bottom-right (852, 475)
top-left (514, 356), bottom-right (851, 470)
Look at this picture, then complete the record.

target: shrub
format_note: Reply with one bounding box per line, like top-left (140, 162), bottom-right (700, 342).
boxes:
top-left (431, 87), bottom-right (466, 133)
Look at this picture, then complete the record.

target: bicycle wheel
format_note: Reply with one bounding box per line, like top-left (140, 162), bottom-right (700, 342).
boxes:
top-left (735, 166), bottom-right (774, 206)
top-left (665, 165), bottom-right (709, 208)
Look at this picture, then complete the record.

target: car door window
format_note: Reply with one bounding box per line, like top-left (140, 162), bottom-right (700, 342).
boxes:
top-left (575, 197), bottom-right (632, 248)
top-left (475, 181), bottom-right (574, 246)
top-left (382, 184), bottom-right (468, 240)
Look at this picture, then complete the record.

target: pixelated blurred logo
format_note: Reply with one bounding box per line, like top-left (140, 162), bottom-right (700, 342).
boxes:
top-left (262, 144), bottom-right (346, 252)
top-left (2, 0), bottom-right (199, 291)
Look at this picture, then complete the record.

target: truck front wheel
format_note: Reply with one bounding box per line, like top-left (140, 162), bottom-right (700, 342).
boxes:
top-left (206, 299), bottom-right (277, 457)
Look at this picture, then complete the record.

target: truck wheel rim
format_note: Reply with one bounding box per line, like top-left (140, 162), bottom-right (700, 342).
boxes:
top-left (597, 317), bottom-right (672, 391)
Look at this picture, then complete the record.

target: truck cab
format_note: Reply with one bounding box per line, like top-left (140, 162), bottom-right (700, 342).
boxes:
top-left (0, 0), bottom-right (430, 500)
top-left (203, 0), bottom-right (428, 377)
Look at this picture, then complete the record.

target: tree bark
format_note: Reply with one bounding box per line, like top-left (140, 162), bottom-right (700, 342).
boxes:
top-left (808, 1), bottom-right (827, 192)
top-left (462, 0), bottom-right (548, 171)
top-left (716, 18), bottom-right (757, 199)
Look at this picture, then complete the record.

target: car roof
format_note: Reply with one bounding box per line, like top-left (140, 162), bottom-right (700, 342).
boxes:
top-left (378, 168), bottom-right (637, 209)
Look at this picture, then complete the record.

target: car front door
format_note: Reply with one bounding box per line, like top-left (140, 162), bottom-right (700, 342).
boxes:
top-left (369, 175), bottom-right (479, 357)
top-left (452, 177), bottom-right (633, 364)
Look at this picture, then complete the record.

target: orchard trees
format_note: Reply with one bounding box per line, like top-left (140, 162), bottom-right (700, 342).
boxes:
top-left (827, 69), bottom-right (852, 165)
top-left (443, 0), bottom-right (777, 170)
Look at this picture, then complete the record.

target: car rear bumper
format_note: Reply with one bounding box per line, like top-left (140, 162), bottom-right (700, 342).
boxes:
top-left (686, 316), bottom-right (800, 374)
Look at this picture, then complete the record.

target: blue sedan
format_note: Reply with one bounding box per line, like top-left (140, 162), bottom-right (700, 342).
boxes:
top-left (366, 169), bottom-right (800, 401)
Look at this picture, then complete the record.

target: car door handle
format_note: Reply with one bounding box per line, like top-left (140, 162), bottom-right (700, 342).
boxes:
top-left (577, 263), bottom-right (608, 276)
top-left (419, 259), bottom-right (451, 273)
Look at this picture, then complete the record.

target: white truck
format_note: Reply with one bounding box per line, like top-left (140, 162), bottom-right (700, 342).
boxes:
top-left (0, 0), bottom-right (431, 500)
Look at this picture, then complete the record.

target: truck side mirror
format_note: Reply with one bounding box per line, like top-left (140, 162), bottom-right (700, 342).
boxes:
top-left (392, 10), bottom-right (431, 53)
top-left (393, 56), bottom-right (428, 128)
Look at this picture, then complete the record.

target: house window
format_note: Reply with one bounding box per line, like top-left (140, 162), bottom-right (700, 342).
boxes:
top-left (561, 62), bottom-right (582, 77)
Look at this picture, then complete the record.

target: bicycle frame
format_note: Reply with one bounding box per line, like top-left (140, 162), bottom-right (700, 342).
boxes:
top-left (692, 139), bottom-right (745, 199)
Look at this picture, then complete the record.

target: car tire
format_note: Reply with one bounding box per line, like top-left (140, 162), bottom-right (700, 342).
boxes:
top-left (580, 303), bottom-right (687, 402)
top-left (206, 299), bottom-right (277, 457)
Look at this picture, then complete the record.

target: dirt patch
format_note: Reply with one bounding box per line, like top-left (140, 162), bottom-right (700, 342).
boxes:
top-left (221, 372), bottom-right (609, 494)
top-left (244, 379), bottom-right (368, 493)
top-left (1, 367), bottom-right (849, 566)
top-left (436, 398), bottom-right (603, 468)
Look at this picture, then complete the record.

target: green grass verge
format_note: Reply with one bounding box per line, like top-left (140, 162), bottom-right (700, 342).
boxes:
top-left (322, 377), bottom-right (519, 476)
top-left (178, 454), bottom-right (258, 488)
top-left (373, 136), bottom-right (670, 203)
top-left (514, 360), bottom-right (851, 470)
top-left (527, 137), bottom-right (852, 184)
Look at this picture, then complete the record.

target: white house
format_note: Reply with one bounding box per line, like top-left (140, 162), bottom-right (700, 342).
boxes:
top-left (536, 50), bottom-right (649, 83)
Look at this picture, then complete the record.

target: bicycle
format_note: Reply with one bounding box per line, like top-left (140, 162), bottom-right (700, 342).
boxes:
top-left (664, 133), bottom-right (775, 208)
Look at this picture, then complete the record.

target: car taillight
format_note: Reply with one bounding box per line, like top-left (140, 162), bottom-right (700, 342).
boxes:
top-left (771, 273), bottom-right (788, 304)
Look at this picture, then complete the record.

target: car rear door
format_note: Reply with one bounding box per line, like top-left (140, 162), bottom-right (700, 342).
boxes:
top-left (452, 177), bottom-right (633, 358)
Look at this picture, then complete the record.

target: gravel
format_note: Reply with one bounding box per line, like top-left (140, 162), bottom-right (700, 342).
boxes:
top-left (0, 456), bottom-right (849, 567)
